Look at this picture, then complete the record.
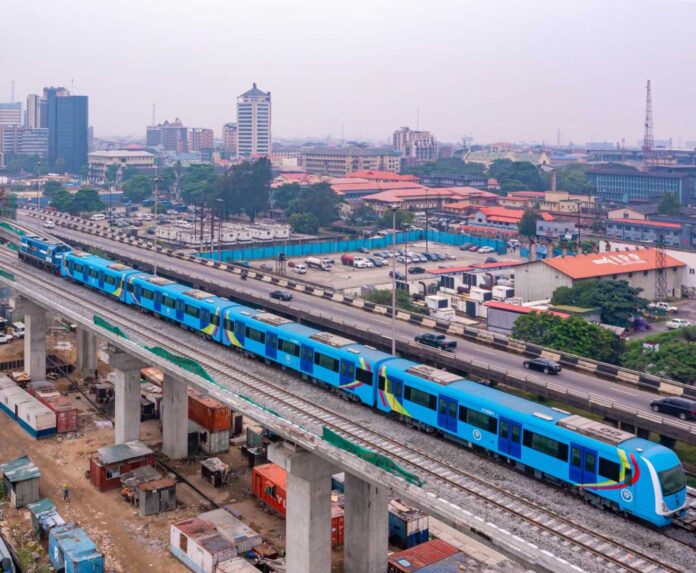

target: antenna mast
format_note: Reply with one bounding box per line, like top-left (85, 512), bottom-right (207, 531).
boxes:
top-left (642, 79), bottom-right (654, 154)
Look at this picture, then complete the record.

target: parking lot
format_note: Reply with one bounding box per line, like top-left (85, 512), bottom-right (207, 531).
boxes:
top-left (253, 241), bottom-right (526, 291)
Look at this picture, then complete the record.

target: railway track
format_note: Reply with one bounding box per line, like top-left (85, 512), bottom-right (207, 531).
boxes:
top-left (1, 251), bottom-right (689, 573)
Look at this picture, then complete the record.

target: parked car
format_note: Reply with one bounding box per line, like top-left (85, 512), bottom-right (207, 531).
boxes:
top-left (478, 246), bottom-right (495, 254)
top-left (666, 318), bottom-right (691, 329)
top-left (650, 397), bottom-right (696, 420)
top-left (507, 239), bottom-right (521, 248)
top-left (420, 252), bottom-right (433, 261)
top-left (146, 227), bottom-right (156, 235)
top-left (260, 263), bottom-right (274, 271)
top-left (270, 290), bottom-right (293, 301)
top-left (389, 270), bottom-right (405, 280)
top-left (468, 245), bottom-right (480, 252)
top-left (358, 247), bottom-right (370, 253)
top-left (409, 266), bottom-right (426, 274)
top-left (649, 301), bottom-right (678, 313)
top-left (523, 358), bottom-right (562, 374)
top-left (485, 257), bottom-right (498, 264)
top-left (0, 333), bottom-right (13, 344)
top-left (293, 264), bottom-right (307, 274)
top-left (459, 243), bottom-right (474, 251)
top-left (368, 257), bottom-right (384, 267)
top-left (414, 333), bottom-right (457, 351)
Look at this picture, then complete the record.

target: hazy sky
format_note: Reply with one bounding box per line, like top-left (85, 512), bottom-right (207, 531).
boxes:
top-left (3, 0), bottom-right (696, 145)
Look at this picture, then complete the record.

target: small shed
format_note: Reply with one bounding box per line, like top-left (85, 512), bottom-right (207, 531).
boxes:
top-left (199, 509), bottom-right (262, 555)
top-left (0, 455), bottom-right (40, 508)
top-left (120, 465), bottom-right (161, 505)
top-left (170, 518), bottom-right (237, 573)
top-left (201, 458), bottom-right (229, 488)
top-left (89, 441), bottom-right (155, 492)
top-left (48, 523), bottom-right (104, 573)
top-left (27, 498), bottom-right (65, 540)
top-left (138, 478), bottom-right (176, 516)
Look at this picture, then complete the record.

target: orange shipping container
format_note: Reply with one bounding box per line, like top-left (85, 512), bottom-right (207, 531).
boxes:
top-left (387, 539), bottom-right (459, 573)
top-left (188, 394), bottom-right (232, 432)
top-left (331, 503), bottom-right (344, 548)
top-left (40, 395), bottom-right (78, 433)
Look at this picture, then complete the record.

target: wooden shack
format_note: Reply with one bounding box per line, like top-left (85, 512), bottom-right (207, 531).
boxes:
top-left (0, 455), bottom-right (40, 508)
top-left (89, 441), bottom-right (155, 492)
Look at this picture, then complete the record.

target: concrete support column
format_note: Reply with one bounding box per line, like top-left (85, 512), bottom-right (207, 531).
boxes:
top-left (162, 373), bottom-right (189, 459)
top-left (107, 351), bottom-right (145, 444)
top-left (76, 327), bottom-right (98, 380)
top-left (344, 472), bottom-right (389, 573)
top-left (268, 443), bottom-right (336, 573)
top-left (23, 304), bottom-right (47, 381)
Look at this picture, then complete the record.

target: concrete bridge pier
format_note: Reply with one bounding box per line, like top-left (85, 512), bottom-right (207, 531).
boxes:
top-left (344, 472), bottom-right (389, 573)
top-left (268, 443), bottom-right (336, 573)
top-left (16, 298), bottom-right (47, 380)
top-left (107, 351), bottom-right (145, 444)
top-left (162, 373), bottom-right (189, 459)
top-left (76, 327), bottom-right (98, 380)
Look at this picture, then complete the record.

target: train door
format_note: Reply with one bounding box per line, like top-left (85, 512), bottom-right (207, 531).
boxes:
top-left (339, 359), bottom-right (354, 386)
top-left (98, 271), bottom-right (105, 290)
top-left (265, 332), bottom-right (278, 360)
top-left (498, 417), bottom-right (522, 458)
top-left (300, 344), bottom-right (314, 374)
top-left (437, 395), bottom-right (458, 433)
top-left (234, 320), bottom-right (246, 346)
top-left (570, 443), bottom-right (598, 485)
top-left (200, 309), bottom-right (209, 331)
top-left (175, 299), bottom-right (184, 322)
top-left (154, 292), bottom-right (162, 314)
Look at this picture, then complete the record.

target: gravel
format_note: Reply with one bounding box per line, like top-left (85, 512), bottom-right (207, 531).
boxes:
top-left (13, 261), bottom-right (696, 572)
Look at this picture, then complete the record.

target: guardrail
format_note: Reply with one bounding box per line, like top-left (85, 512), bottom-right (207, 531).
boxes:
top-left (20, 209), bottom-right (696, 405)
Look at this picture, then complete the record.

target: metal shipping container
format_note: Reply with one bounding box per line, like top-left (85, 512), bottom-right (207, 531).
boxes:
top-left (189, 393), bottom-right (232, 432)
top-left (41, 395), bottom-right (77, 433)
top-left (330, 503), bottom-right (344, 548)
top-left (0, 386), bottom-right (33, 419)
top-left (16, 401), bottom-right (56, 439)
top-left (251, 464), bottom-right (287, 516)
top-left (415, 552), bottom-right (471, 572)
top-left (27, 498), bottom-right (65, 540)
top-left (49, 524), bottom-right (104, 573)
top-left (331, 472), bottom-right (345, 493)
top-left (388, 499), bottom-right (429, 549)
top-left (387, 539), bottom-right (459, 573)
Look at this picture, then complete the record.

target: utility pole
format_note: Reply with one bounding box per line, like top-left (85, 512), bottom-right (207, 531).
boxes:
top-left (391, 206), bottom-right (398, 356)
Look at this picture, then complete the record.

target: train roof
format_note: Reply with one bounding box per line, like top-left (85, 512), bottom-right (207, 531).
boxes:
top-left (67, 251), bottom-right (135, 272)
top-left (346, 344), bottom-right (394, 363)
top-left (131, 274), bottom-right (235, 308)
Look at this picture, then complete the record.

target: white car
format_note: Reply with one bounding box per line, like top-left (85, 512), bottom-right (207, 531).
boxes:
top-left (43, 219), bottom-right (55, 229)
top-left (478, 246), bottom-right (495, 254)
top-left (0, 333), bottom-right (13, 344)
top-left (666, 318), bottom-right (691, 330)
top-left (649, 301), bottom-right (678, 313)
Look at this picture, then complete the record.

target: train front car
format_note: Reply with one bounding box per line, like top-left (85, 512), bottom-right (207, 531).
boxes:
top-left (19, 235), bottom-right (71, 274)
top-left (623, 438), bottom-right (688, 527)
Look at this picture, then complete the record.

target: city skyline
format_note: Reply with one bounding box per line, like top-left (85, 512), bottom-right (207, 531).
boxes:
top-left (3, 0), bottom-right (696, 145)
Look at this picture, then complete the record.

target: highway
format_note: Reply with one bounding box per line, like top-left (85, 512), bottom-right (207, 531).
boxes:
top-left (16, 212), bottom-right (695, 428)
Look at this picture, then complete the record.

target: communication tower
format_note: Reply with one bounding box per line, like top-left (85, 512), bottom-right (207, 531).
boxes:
top-left (655, 232), bottom-right (667, 301)
top-left (642, 80), bottom-right (654, 154)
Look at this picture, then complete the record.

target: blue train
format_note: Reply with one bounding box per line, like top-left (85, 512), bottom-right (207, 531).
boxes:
top-left (19, 235), bottom-right (71, 275)
top-left (26, 241), bottom-right (691, 526)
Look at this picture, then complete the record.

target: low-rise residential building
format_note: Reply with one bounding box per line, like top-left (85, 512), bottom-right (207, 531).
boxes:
top-left (361, 186), bottom-right (494, 213)
top-left (607, 204), bottom-right (659, 220)
top-left (514, 248), bottom-right (686, 302)
top-left (466, 206), bottom-right (554, 231)
top-left (417, 172), bottom-right (489, 189)
top-left (302, 147), bottom-right (400, 177)
top-left (536, 219), bottom-right (577, 239)
top-left (88, 150), bottom-right (155, 180)
top-left (347, 170), bottom-right (419, 183)
top-left (605, 218), bottom-right (694, 248)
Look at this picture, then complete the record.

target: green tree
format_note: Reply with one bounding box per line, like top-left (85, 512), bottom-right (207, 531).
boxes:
top-left (658, 192), bottom-right (681, 216)
top-left (402, 158), bottom-right (486, 178)
top-left (380, 208), bottom-right (414, 230)
top-left (551, 163), bottom-right (592, 195)
top-left (512, 312), bottom-right (623, 364)
top-left (551, 279), bottom-right (647, 327)
top-left (350, 204), bottom-right (379, 224)
top-left (621, 327), bottom-right (696, 384)
top-left (71, 188), bottom-right (104, 213)
top-left (123, 175), bottom-right (153, 203)
top-left (181, 164), bottom-right (218, 203)
top-left (159, 166), bottom-right (177, 192)
top-left (43, 180), bottom-right (64, 198)
top-left (289, 212), bottom-right (320, 234)
top-left (489, 160), bottom-right (546, 192)
top-left (50, 188), bottom-right (74, 212)
top-left (105, 164), bottom-right (119, 184)
top-left (365, 288), bottom-right (427, 314)
top-left (591, 216), bottom-right (604, 233)
top-left (218, 158), bottom-right (272, 222)
top-left (517, 209), bottom-right (540, 237)
top-left (285, 181), bottom-right (340, 227)
top-left (272, 183), bottom-right (302, 209)
top-left (121, 166), bottom-right (141, 181)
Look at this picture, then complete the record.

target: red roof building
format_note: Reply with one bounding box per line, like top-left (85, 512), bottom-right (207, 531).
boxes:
top-left (347, 170), bottom-right (419, 183)
top-left (467, 207), bottom-right (553, 230)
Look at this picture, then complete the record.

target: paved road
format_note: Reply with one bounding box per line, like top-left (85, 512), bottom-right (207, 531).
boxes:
top-left (18, 213), bottom-right (693, 425)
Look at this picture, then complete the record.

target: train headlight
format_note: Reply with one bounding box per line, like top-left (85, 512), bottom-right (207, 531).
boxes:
top-left (661, 502), bottom-right (669, 514)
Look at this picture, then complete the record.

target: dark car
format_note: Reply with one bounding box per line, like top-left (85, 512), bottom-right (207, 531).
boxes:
top-left (414, 332), bottom-right (457, 351)
top-left (459, 243), bottom-right (474, 251)
top-left (420, 252), bottom-right (433, 261)
top-left (389, 270), bottom-right (405, 280)
top-left (650, 397), bottom-right (696, 420)
top-left (358, 247), bottom-right (370, 253)
top-left (523, 358), bottom-right (562, 374)
top-left (368, 257), bottom-right (384, 267)
top-left (485, 257), bottom-right (498, 263)
top-left (409, 266), bottom-right (426, 274)
top-left (270, 290), bottom-right (293, 301)
top-left (468, 245), bottom-right (480, 252)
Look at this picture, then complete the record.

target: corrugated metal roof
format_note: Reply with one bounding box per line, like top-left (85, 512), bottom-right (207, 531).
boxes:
top-left (542, 248), bottom-right (686, 279)
top-left (28, 498), bottom-right (55, 517)
top-left (96, 441), bottom-right (153, 465)
top-left (0, 455), bottom-right (40, 482)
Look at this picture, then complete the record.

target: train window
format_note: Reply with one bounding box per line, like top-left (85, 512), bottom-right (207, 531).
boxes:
top-left (378, 375), bottom-right (386, 390)
top-left (394, 380), bottom-right (403, 397)
top-left (355, 368), bottom-right (373, 385)
top-left (141, 289), bottom-right (154, 301)
top-left (245, 327), bottom-right (265, 343)
top-left (314, 352), bottom-right (339, 372)
top-left (89, 268), bottom-right (99, 279)
top-left (571, 447), bottom-right (581, 467)
top-left (499, 419), bottom-right (508, 436)
top-left (184, 304), bottom-right (199, 317)
top-left (511, 425), bottom-right (520, 443)
top-left (598, 458), bottom-right (621, 482)
top-left (74, 263), bottom-right (84, 273)
top-left (584, 452), bottom-right (596, 473)
top-left (301, 345), bottom-right (313, 361)
top-left (623, 468), bottom-right (632, 485)
top-left (465, 409), bottom-right (497, 434)
top-left (406, 387), bottom-right (436, 411)
top-left (210, 313), bottom-right (220, 327)
top-left (223, 318), bottom-right (234, 331)
top-left (278, 339), bottom-right (300, 356)
top-left (126, 280), bottom-right (133, 293)
top-left (162, 295), bottom-right (175, 308)
top-left (523, 430), bottom-right (568, 461)
top-left (104, 274), bottom-right (116, 286)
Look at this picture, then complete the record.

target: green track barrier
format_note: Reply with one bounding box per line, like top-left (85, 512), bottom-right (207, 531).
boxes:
top-left (93, 315), bottom-right (129, 339)
top-left (145, 346), bottom-right (216, 383)
top-left (5, 242), bottom-right (18, 251)
top-left (0, 222), bottom-right (25, 237)
top-left (0, 268), bottom-right (14, 281)
top-left (322, 427), bottom-right (424, 487)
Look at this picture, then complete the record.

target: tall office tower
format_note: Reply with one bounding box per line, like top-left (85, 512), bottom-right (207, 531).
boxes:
top-left (45, 87), bottom-right (89, 174)
top-left (392, 127), bottom-right (438, 162)
top-left (222, 122), bottom-right (237, 153)
top-left (236, 83), bottom-right (271, 158)
top-left (146, 124), bottom-right (162, 147)
top-left (161, 118), bottom-right (188, 152)
top-left (0, 102), bottom-right (22, 127)
top-left (188, 127), bottom-right (214, 151)
top-left (25, 95), bottom-right (42, 128)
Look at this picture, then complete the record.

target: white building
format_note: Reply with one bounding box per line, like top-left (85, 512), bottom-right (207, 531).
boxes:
top-left (236, 83), bottom-right (271, 158)
top-left (393, 126), bottom-right (438, 162)
top-left (25, 95), bottom-right (42, 129)
top-left (87, 150), bottom-right (155, 180)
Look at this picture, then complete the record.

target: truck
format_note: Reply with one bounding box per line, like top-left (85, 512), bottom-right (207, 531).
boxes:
top-left (648, 301), bottom-right (678, 313)
top-left (11, 322), bottom-right (25, 339)
top-left (341, 254), bottom-right (355, 266)
top-left (414, 332), bottom-right (457, 352)
top-left (306, 257), bottom-right (331, 271)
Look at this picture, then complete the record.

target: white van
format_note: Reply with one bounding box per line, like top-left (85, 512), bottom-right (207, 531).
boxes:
top-left (293, 263), bottom-right (307, 274)
top-left (11, 322), bottom-right (25, 339)
top-left (90, 213), bottom-right (106, 221)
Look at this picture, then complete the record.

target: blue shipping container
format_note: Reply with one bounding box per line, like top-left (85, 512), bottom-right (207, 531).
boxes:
top-left (49, 524), bottom-right (104, 573)
top-left (388, 500), bottom-right (429, 549)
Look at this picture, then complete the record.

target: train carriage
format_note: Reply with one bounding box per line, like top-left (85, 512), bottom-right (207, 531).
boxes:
top-left (20, 235), bottom-right (71, 274)
top-left (62, 251), bottom-right (141, 300)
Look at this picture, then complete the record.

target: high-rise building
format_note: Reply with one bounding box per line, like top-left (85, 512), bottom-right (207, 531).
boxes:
top-left (25, 95), bottom-right (42, 128)
top-left (236, 83), bottom-right (271, 158)
top-left (146, 124), bottom-right (162, 147)
top-left (0, 103), bottom-right (22, 127)
top-left (145, 119), bottom-right (188, 152)
top-left (46, 87), bottom-right (89, 174)
top-left (188, 127), bottom-right (214, 151)
top-left (393, 127), bottom-right (438, 162)
top-left (222, 122), bottom-right (237, 154)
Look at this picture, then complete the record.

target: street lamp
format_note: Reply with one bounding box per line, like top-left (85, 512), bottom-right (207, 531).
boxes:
top-left (216, 198), bottom-right (224, 261)
top-left (153, 173), bottom-right (160, 276)
top-left (425, 187), bottom-right (429, 253)
top-left (36, 161), bottom-right (42, 211)
top-left (390, 206), bottom-right (398, 355)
